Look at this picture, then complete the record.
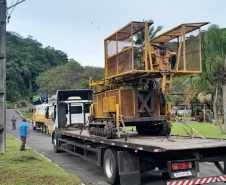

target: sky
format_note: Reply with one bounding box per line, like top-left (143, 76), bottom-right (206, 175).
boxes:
top-left (6, 0), bottom-right (226, 67)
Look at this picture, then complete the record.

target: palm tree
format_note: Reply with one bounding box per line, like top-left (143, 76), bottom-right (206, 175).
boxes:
top-left (134, 19), bottom-right (163, 46)
top-left (203, 24), bottom-right (226, 133)
top-left (185, 24), bottom-right (226, 133)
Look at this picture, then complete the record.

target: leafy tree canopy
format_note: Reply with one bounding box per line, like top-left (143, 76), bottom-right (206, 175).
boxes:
top-left (6, 31), bottom-right (69, 102)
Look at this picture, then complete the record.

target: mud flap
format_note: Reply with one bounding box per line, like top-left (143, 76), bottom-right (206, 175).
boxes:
top-left (117, 151), bottom-right (141, 185)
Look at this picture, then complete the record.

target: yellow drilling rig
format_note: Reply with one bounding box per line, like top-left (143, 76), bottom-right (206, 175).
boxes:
top-left (88, 21), bottom-right (208, 139)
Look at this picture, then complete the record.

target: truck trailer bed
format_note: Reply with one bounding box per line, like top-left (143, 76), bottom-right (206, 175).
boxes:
top-left (56, 129), bottom-right (226, 152)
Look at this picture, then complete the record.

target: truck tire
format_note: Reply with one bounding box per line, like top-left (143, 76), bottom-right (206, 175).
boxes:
top-left (53, 133), bottom-right (60, 153)
top-left (40, 124), bottom-right (43, 133)
top-left (103, 149), bottom-right (119, 185)
top-left (32, 122), bottom-right (36, 130)
top-left (43, 125), bottom-right (46, 134)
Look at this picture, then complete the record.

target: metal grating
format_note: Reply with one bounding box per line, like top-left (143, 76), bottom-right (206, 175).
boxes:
top-left (107, 34), bottom-right (117, 57)
top-left (150, 22), bottom-right (209, 43)
top-left (133, 22), bottom-right (145, 34)
top-left (118, 48), bottom-right (132, 74)
top-left (107, 55), bottom-right (117, 77)
top-left (121, 89), bottom-right (134, 117)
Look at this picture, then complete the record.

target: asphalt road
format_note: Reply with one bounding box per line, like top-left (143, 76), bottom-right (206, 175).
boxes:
top-left (6, 109), bottom-right (225, 185)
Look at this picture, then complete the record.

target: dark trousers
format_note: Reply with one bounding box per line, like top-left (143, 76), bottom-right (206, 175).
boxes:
top-left (12, 122), bottom-right (16, 130)
top-left (20, 136), bottom-right (27, 150)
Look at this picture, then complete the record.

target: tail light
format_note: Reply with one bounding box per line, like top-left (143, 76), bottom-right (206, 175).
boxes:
top-left (171, 162), bottom-right (192, 170)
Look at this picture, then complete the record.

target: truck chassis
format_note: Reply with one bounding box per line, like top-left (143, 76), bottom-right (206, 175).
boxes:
top-left (53, 129), bottom-right (226, 185)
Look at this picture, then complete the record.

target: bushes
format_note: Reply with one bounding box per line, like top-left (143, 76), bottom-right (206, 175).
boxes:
top-left (6, 103), bottom-right (15, 109)
top-left (6, 98), bottom-right (29, 109)
top-left (17, 99), bottom-right (29, 107)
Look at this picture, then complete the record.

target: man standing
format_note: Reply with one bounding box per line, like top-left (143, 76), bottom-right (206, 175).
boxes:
top-left (11, 115), bottom-right (17, 130)
top-left (19, 118), bottom-right (30, 151)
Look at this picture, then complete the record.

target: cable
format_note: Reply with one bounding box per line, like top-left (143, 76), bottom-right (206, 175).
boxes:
top-left (39, 0), bottom-right (102, 55)
top-left (29, 0), bottom-right (103, 56)
top-left (55, 0), bottom-right (104, 43)
top-left (74, 1), bottom-right (105, 36)
top-left (65, 0), bottom-right (105, 38)
top-left (64, 0), bottom-right (105, 42)
top-left (52, 0), bottom-right (103, 47)
top-left (7, 0), bottom-right (19, 22)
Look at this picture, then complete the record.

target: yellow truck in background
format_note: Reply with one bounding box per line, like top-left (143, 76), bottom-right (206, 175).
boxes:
top-left (32, 104), bottom-right (54, 136)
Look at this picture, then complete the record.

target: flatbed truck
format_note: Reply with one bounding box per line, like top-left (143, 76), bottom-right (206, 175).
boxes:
top-left (51, 90), bottom-right (226, 185)
top-left (32, 104), bottom-right (54, 135)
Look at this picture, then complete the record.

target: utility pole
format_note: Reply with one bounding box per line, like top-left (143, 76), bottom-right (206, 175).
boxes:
top-left (0, 0), bottom-right (7, 154)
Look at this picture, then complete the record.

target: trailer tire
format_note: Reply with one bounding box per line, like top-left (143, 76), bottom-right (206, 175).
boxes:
top-left (43, 125), bottom-right (46, 134)
top-left (53, 133), bottom-right (60, 153)
top-left (40, 123), bottom-right (43, 133)
top-left (32, 122), bottom-right (36, 130)
top-left (103, 149), bottom-right (119, 185)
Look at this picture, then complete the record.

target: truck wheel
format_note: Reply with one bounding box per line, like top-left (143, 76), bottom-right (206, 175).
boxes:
top-left (53, 133), bottom-right (60, 153)
top-left (43, 125), bottom-right (46, 134)
top-left (40, 124), bottom-right (43, 133)
top-left (32, 122), bottom-right (36, 130)
top-left (103, 149), bottom-right (119, 185)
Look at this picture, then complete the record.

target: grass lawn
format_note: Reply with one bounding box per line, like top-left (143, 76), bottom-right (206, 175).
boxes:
top-left (0, 134), bottom-right (81, 185)
top-left (127, 122), bottom-right (226, 139)
top-left (19, 110), bottom-right (33, 121)
top-left (171, 122), bottom-right (226, 138)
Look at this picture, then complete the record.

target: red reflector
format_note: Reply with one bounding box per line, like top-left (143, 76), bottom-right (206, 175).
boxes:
top-left (171, 162), bottom-right (192, 170)
top-left (158, 148), bottom-right (162, 151)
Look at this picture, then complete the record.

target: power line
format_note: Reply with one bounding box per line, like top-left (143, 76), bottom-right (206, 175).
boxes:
top-left (29, 0), bottom-right (102, 56)
top-left (64, 0), bottom-right (105, 38)
top-left (51, 0), bottom-right (103, 47)
top-left (60, 0), bottom-right (105, 43)
top-left (7, 0), bottom-right (26, 23)
top-left (39, 0), bottom-right (102, 55)
top-left (74, 1), bottom-right (105, 36)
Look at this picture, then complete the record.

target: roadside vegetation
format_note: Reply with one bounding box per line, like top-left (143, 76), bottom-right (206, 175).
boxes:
top-left (170, 122), bottom-right (226, 138)
top-left (127, 122), bottom-right (226, 139)
top-left (0, 133), bottom-right (81, 185)
top-left (19, 110), bottom-right (33, 121)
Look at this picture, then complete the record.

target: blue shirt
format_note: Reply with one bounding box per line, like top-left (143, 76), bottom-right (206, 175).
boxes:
top-left (19, 122), bottom-right (29, 136)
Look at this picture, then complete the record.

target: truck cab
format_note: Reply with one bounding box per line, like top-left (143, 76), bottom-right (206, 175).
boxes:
top-left (51, 89), bottom-right (93, 129)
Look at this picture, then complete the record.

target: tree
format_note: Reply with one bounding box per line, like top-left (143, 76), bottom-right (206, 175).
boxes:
top-left (134, 19), bottom-right (163, 45)
top-left (182, 25), bottom-right (226, 133)
top-left (203, 25), bottom-right (226, 133)
top-left (36, 61), bottom-right (105, 95)
top-left (6, 31), bottom-right (69, 102)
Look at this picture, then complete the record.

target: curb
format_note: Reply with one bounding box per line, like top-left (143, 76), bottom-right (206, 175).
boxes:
top-left (16, 110), bottom-right (32, 123)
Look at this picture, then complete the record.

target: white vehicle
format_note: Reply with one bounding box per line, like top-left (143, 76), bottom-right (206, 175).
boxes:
top-left (48, 89), bottom-right (93, 130)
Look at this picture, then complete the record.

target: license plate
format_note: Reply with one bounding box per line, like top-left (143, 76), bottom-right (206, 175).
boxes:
top-left (174, 170), bottom-right (192, 178)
